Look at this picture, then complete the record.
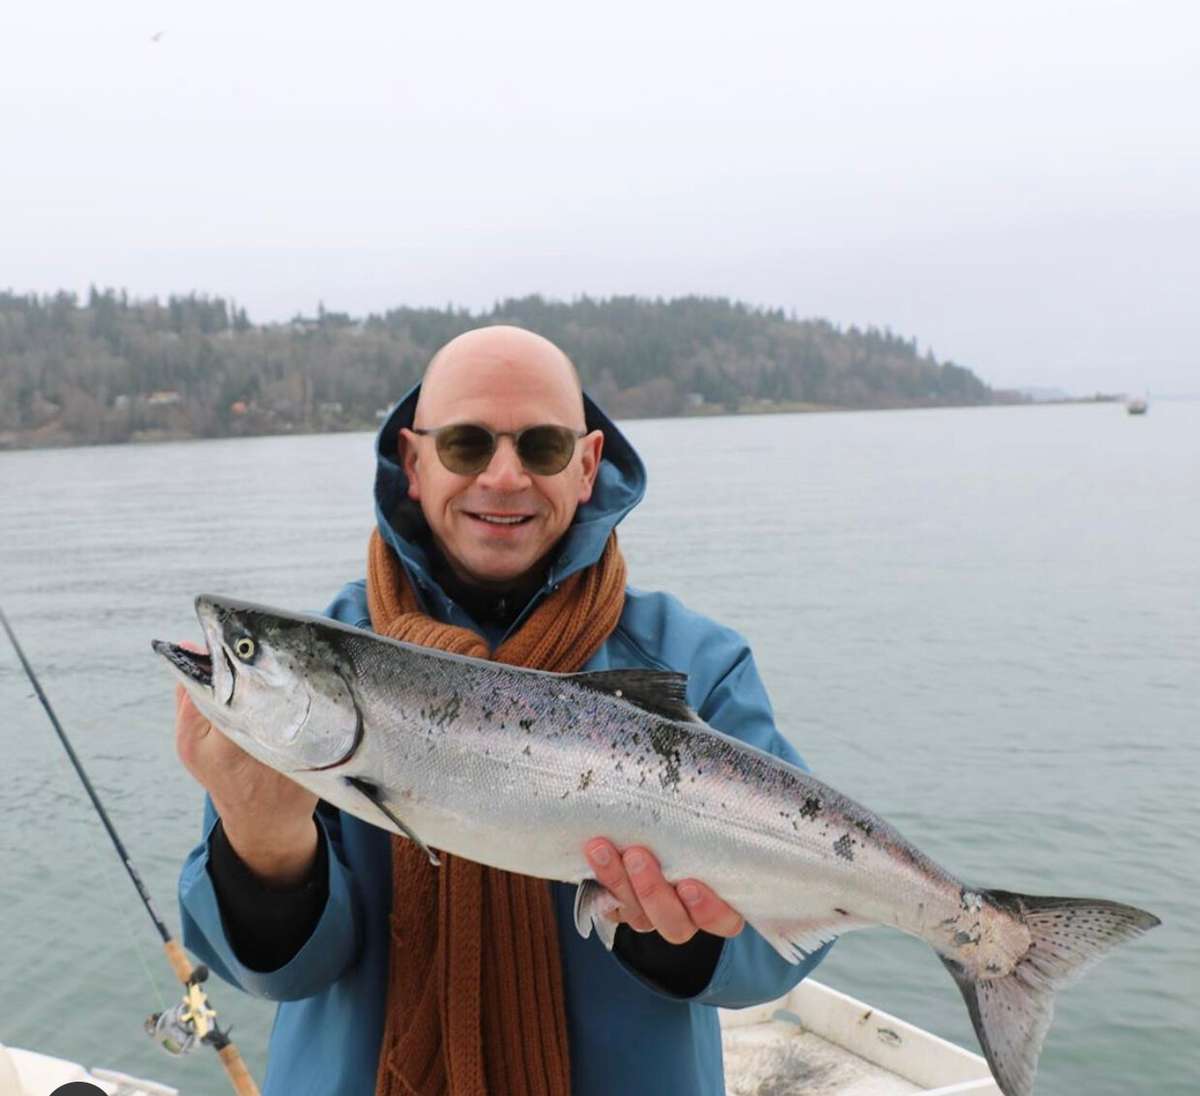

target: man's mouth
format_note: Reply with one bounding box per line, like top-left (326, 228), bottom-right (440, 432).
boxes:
top-left (467, 512), bottom-right (533, 526)
top-left (152, 640), bottom-right (213, 688)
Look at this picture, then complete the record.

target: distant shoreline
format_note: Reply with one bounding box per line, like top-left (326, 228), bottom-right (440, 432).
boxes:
top-left (0, 395), bottom-right (1122, 453)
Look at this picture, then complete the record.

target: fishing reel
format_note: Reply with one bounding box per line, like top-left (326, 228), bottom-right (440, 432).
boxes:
top-left (145, 964), bottom-right (230, 1056)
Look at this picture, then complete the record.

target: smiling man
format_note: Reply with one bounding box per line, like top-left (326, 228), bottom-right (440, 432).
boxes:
top-left (176, 325), bottom-right (830, 1096)
top-left (402, 331), bottom-right (602, 595)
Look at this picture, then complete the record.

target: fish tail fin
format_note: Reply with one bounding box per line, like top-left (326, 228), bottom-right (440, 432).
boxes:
top-left (940, 891), bottom-right (1159, 1096)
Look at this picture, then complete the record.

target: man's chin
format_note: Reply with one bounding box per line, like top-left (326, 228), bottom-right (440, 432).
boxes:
top-left (446, 546), bottom-right (542, 590)
top-left (433, 523), bottom-right (560, 590)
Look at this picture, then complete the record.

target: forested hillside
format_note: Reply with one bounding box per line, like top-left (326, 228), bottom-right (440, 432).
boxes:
top-left (0, 289), bottom-right (1008, 448)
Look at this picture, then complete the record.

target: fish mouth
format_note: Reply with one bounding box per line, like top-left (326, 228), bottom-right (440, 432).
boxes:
top-left (152, 640), bottom-right (213, 689)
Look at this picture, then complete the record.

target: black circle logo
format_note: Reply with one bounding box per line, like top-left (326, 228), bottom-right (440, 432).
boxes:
top-left (49, 1083), bottom-right (107, 1096)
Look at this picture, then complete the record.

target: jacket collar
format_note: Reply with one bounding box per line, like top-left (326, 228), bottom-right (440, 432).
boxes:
top-left (373, 383), bottom-right (646, 636)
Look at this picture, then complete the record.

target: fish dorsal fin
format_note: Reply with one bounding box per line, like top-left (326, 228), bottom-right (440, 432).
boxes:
top-left (566, 668), bottom-right (698, 722)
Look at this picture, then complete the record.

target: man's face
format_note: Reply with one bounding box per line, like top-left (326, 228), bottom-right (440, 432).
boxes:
top-left (400, 333), bottom-right (603, 588)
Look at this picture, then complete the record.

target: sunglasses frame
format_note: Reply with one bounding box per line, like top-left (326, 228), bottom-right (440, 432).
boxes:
top-left (411, 422), bottom-right (588, 476)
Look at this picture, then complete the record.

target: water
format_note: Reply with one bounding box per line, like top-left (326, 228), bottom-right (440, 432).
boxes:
top-left (1, 402), bottom-right (1196, 1095)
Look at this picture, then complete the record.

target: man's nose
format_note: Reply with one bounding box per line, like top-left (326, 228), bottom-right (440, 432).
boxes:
top-left (475, 436), bottom-right (530, 490)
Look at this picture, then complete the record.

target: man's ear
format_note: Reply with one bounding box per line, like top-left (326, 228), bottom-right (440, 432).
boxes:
top-left (576, 429), bottom-right (604, 505)
top-left (398, 428), bottom-right (421, 501)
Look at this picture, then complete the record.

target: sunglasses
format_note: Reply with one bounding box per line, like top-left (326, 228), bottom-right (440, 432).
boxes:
top-left (412, 422), bottom-right (587, 476)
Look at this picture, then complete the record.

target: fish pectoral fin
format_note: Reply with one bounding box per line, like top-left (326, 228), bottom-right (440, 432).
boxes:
top-left (573, 879), bottom-right (621, 950)
top-left (344, 776), bottom-right (440, 866)
top-left (565, 668), bottom-right (699, 723)
top-left (750, 913), bottom-right (868, 964)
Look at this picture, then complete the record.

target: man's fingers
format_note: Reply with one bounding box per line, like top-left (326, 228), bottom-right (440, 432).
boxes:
top-left (585, 839), bottom-right (653, 932)
top-left (623, 847), bottom-right (698, 945)
top-left (584, 840), bottom-right (746, 944)
top-left (675, 880), bottom-right (745, 938)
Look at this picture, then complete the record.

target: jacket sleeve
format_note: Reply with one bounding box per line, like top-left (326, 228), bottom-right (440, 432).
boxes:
top-left (178, 797), bottom-right (364, 1001)
top-left (613, 633), bottom-right (832, 1006)
top-left (177, 580), bottom-right (371, 1001)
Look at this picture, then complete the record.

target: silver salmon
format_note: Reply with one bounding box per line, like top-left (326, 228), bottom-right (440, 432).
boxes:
top-left (155, 595), bottom-right (1159, 1096)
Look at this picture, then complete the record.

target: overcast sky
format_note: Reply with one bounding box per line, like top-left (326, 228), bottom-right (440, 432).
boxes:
top-left (4, 1), bottom-right (1197, 394)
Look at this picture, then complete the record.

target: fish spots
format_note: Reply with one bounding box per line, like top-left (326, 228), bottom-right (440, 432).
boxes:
top-left (521, 744), bottom-right (532, 757)
top-left (519, 718), bottom-right (535, 733)
top-left (648, 721), bottom-right (684, 790)
top-left (834, 907), bottom-right (849, 917)
top-left (833, 834), bottom-right (855, 861)
top-left (423, 694), bottom-right (462, 729)
top-left (799, 796), bottom-right (821, 820)
top-left (577, 769), bottom-right (594, 792)
top-left (954, 930), bottom-right (979, 947)
top-left (853, 818), bottom-right (874, 837)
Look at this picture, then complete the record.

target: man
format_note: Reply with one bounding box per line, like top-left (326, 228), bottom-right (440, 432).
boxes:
top-left (177, 325), bottom-right (830, 1095)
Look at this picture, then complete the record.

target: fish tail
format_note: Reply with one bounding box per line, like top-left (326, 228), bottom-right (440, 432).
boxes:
top-left (940, 890), bottom-right (1159, 1096)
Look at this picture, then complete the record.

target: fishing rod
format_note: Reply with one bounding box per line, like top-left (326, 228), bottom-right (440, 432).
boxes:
top-left (0, 605), bottom-right (260, 1096)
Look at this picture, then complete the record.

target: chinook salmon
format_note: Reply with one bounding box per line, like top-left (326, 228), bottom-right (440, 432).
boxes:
top-left (155, 595), bottom-right (1158, 1096)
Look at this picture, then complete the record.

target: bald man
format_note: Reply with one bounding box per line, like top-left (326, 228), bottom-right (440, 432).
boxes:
top-left (177, 326), bottom-right (830, 1096)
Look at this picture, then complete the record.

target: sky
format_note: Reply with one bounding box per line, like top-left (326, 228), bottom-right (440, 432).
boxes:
top-left (3, 1), bottom-right (1198, 395)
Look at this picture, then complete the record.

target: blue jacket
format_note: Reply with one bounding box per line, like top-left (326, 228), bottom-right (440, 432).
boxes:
top-left (179, 388), bottom-right (830, 1095)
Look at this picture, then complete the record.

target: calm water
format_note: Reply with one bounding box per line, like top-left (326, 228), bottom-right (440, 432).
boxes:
top-left (1, 402), bottom-right (1196, 1095)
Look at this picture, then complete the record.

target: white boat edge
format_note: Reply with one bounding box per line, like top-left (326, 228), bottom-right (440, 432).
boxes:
top-left (2, 978), bottom-right (997, 1096)
top-left (721, 978), bottom-right (1001, 1095)
top-left (0, 1043), bottom-right (179, 1096)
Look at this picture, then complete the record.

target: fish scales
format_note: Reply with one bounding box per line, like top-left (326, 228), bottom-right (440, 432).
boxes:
top-left (355, 642), bottom-right (954, 939)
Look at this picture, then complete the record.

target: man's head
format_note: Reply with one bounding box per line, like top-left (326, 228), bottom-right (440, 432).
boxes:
top-left (399, 325), bottom-right (604, 589)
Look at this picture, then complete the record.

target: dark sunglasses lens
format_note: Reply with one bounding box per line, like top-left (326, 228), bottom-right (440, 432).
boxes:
top-left (436, 424), bottom-right (495, 474)
top-left (518, 426), bottom-right (577, 475)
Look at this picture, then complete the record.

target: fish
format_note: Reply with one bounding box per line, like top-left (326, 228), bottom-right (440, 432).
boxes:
top-left (155, 594), bottom-right (1159, 1096)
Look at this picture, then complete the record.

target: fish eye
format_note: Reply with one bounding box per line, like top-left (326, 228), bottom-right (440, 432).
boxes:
top-left (233, 637), bottom-right (256, 661)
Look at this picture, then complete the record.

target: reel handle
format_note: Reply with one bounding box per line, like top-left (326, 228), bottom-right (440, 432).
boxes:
top-left (161, 938), bottom-right (260, 1095)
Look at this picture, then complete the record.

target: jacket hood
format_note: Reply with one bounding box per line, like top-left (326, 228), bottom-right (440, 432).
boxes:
top-left (373, 383), bottom-right (646, 618)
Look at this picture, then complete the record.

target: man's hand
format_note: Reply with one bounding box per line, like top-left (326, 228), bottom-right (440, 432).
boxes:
top-left (584, 839), bottom-right (745, 945)
top-left (175, 669), bottom-right (319, 886)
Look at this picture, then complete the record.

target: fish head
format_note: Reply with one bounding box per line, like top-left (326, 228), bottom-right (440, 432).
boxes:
top-left (154, 594), bottom-right (362, 772)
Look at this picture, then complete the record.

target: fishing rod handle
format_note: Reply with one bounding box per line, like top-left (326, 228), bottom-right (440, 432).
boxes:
top-left (163, 938), bottom-right (195, 983)
top-left (162, 938), bottom-right (261, 1096)
top-left (218, 1044), bottom-right (261, 1096)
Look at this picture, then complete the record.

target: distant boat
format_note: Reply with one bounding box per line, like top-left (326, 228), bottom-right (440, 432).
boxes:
top-left (1126, 397), bottom-right (1149, 415)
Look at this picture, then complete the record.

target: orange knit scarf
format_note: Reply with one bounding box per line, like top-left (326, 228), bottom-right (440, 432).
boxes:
top-left (367, 527), bottom-right (628, 1096)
